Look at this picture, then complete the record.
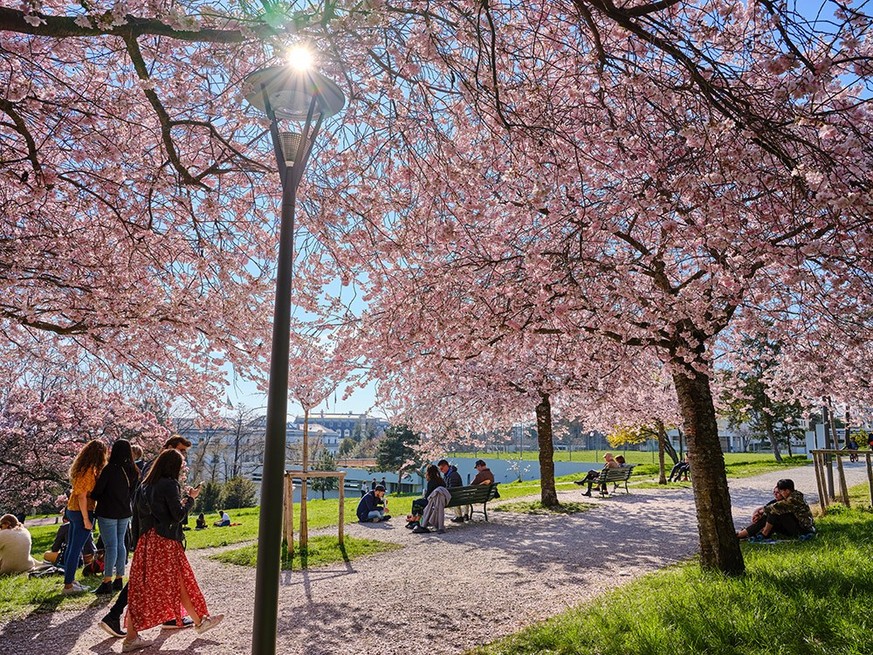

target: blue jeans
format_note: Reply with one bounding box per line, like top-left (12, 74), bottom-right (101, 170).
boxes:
top-left (97, 516), bottom-right (130, 578)
top-left (63, 509), bottom-right (94, 585)
top-left (365, 510), bottom-right (384, 521)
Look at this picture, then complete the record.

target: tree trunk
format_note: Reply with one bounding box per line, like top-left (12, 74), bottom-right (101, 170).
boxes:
top-left (535, 393), bottom-right (560, 508)
top-left (656, 419), bottom-right (667, 485)
top-left (762, 397), bottom-right (783, 462)
top-left (663, 435), bottom-right (679, 464)
top-left (671, 367), bottom-right (745, 575)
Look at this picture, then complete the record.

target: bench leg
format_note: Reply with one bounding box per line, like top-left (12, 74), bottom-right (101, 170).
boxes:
top-left (484, 504), bottom-right (488, 522)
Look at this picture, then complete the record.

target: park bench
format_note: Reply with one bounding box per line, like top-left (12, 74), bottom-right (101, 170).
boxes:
top-left (576, 465), bottom-right (637, 496)
top-left (446, 483), bottom-right (501, 521)
top-left (598, 465), bottom-right (636, 495)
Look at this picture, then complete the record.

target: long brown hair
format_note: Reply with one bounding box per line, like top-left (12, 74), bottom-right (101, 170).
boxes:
top-left (142, 449), bottom-right (184, 486)
top-left (69, 440), bottom-right (108, 482)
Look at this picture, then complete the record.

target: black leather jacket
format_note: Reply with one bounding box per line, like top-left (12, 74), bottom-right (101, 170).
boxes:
top-left (131, 478), bottom-right (194, 545)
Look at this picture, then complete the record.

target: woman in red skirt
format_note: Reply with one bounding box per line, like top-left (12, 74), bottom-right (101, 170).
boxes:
top-left (123, 449), bottom-right (223, 652)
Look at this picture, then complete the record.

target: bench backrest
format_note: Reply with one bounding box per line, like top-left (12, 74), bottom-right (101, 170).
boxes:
top-left (598, 465), bottom-right (635, 482)
top-left (446, 483), bottom-right (499, 507)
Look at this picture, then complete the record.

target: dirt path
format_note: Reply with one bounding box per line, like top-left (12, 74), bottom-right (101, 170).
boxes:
top-left (1, 463), bottom-right (867, 655)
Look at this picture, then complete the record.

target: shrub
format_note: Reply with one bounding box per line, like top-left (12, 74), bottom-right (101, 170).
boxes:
top-left (194, 481), bottom-right (222, 513)
top-left (220, 476), bottom-right (257, 509)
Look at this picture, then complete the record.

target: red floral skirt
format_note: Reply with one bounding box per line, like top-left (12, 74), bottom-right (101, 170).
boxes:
top-left (127, 529), bottom-right (208, 631)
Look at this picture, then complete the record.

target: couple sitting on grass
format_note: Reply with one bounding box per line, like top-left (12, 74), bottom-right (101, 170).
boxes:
top-left (736, 478), bottom-right (816, 543)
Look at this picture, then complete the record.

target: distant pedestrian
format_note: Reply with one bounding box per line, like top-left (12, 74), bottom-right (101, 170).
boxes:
top-left (122, 449), bottom-right (224, 651)
top-left (370, 478), bottom-right (377, 491)
top-left (62, 440), bottom-right (108, 595)
top-left (380, 476), bottom-right (387, 492)
top-left (92, 439), bottom-right (138, 595)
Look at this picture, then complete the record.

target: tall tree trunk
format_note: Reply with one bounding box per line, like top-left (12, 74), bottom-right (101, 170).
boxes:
top-left (535, 393), bottom-right (560, 508)
top-left (761, 395), bottom-right (783, 462)
top-left (671, 367), bottom-right (745, 575)
top-left (656, 419), bottom-right (667, 485)
top-left (663, 435), bottom-right (679, 464)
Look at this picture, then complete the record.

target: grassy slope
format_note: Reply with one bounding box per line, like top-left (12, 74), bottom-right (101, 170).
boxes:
top-left (469, 504), bottom-right (873, 655)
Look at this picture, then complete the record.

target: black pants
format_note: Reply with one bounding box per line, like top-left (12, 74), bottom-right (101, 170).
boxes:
top-left (744, 512), bottom-right (802, 538)
top-left (668, 463), bottom-right (690, 481)
top-left (105, 582), bottom-right (128, 620)
top-left (411, 498), bottom-right (428, 516)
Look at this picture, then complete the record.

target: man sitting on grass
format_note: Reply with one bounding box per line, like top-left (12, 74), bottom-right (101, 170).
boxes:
top-left (357, 484), bottom-right (391, 523)
top-left (736, 478), bottom-right (815, 542)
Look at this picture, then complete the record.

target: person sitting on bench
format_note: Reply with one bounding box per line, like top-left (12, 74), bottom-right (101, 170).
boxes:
top-left (736, 479), bottom-right (815, 541)
top-left (407, 465), bottom-right (445, 529)
top-left (576, 453), bottom-right (620, 496)
top-left (668, 455), bottom-right (690, 482)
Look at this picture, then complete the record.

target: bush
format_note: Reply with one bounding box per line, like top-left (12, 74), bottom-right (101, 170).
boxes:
top-left (194, 481), bottom-right (222, 514)
top-left (220, 476), bottom-right (257, 509)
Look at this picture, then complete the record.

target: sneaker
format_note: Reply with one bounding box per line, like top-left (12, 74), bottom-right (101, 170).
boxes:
top-left (99, 614), bottom-right (126, 638)
top-left (369, 517), bottom-right (381, 523)
top-left (163, 616), bottom-right (194, 629)
top-left (121, 636), bottom-right (151, 652)
top-left (404, 521), bottom-right (418, 529)
top-left (62, 582), bottom-right (87, 595)
top-left (381, 514), bottom-right (392, 521)
top-left (195, 614), bottom-right (224, 635)
top-left (581, 491), bottom-right (591, 497)
top-left (113, 578), bottom-right (124, 592)
top-left (450, 516), bottom-right (465, 523)
top-left (411, 525), bottom-right (431, 534)
top-left (94, 581), bottom-right (114, 595)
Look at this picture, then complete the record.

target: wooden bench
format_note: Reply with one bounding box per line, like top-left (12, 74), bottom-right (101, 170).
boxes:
top-left (576, 466), bottom-right (636, 496)
top-left (446, 483), bottom-right (501, 521)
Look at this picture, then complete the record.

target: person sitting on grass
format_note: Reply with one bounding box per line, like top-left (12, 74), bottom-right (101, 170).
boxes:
top-left (214, 510), bottom-right (231, 527)
top-left (195, 513), bottom-right (208, 530)
top-left (44, 513), bottom-right (97, 568)
top-left (575, 452), bottom-right (620, 497)
top-left (736, 478), bottom-right (815, 541)
top-left (357, 484), bottom-right (391, 523)
top-left (667, 454), bottom-right (690, 482)
top-left (406, 465), bottom-right (445, 529)
top-left (0, 514), bottom-right (37, 574)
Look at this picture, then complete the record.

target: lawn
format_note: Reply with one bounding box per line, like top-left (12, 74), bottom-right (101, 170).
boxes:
top-left (493, 500), bottom-right (590, 515)
top-left (212, 535), bottom-right (402, 570)
top-left (453, 449), bottom-right (803, 466)
top-left (468, 505), bottom-right (873, 655)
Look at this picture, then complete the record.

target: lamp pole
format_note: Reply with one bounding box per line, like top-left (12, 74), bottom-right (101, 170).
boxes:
top-left (242, 60), bottom-right (345, 655)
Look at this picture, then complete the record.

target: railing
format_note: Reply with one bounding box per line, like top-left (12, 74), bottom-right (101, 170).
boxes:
top-left (809, 449), bottom-right (873, 513)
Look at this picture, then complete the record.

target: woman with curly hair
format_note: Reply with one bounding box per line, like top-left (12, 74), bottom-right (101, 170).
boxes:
top-left (62, 439), bottom-right (107, 594)
top-left (123, 448), bottom-right (223, 652)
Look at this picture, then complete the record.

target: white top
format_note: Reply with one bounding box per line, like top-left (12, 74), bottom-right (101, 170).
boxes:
top-left (0, 526), bottom-right (37, 574)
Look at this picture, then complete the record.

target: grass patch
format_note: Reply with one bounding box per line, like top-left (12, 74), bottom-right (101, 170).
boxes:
top-left (211, 535), bottom-right (402, 570)
top-left (493, 501), bottom-right (590, 515)
top-left (0, 569), bottom-right (112, 619)
top-left (468, 506), bottom-right (873, 655)
top-left (453, 450), bottom-right (799, 466)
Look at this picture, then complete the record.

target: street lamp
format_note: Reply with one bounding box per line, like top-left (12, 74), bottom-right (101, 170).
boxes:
top-left (241, 53), bottom-right (345, 655)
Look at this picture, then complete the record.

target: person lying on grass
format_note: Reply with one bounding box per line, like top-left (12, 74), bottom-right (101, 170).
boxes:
top-left (736, 478), bottom-right (815, 541)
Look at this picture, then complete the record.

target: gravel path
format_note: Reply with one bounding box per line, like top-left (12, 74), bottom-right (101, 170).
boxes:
top-left (2, 463), bottom-right (869, 655)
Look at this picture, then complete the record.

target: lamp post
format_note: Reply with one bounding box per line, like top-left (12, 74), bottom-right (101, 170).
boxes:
top-left (241, 53), bottom-right (345, 655)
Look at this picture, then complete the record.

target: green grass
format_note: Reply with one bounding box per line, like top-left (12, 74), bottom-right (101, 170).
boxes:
top-left (211, 535), bottom-right (402, 570)
top-left (493, 501), bottom-right (591, 515)
top-left (454, 449), bottom-right (798, 465)
top-left (468, 506), bottom-right (873, 655)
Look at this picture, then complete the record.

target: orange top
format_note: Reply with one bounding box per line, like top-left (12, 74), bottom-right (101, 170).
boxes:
top-left (68, 467), bottom-right (99, 512)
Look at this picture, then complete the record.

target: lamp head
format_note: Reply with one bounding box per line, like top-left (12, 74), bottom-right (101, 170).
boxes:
top-left (242, 64), bottom-right (345, 121)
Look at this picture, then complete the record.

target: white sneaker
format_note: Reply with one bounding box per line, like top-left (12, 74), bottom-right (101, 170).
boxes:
top-left (62, 582), bottom-right (87, 595)
top-left (121, 636), bottom-right (152, 652)
top-left (195, 614), bottom-right (224, 635)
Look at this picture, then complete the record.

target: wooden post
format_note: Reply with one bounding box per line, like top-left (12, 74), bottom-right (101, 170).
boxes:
top-left (338, 472), bottom-right (345, 546)
top-left (812, 451), bottom-right (827, 515)
top-left (283, 473), bottom-right (294, 556)
top-left (835, 453), bottom-right (850, 508)
top-left (866, 452), bottom-right (873, 508)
